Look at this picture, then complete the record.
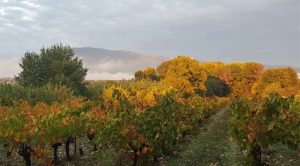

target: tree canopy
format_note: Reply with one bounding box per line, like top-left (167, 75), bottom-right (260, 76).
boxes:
top-left (231, 62), bottom-right (264, 97)
top-left (158, 56), bottom-right (207, 96)
top-left (214, 62), bottom-right (264, 97)
top-left (205, 76), bottom-right (230, 97)
top-left (252, 68), bottom-right (299, 97)
top-left (134, 67), bottom-right (159, 81)
top-left (201, 62), bottom-right (225, 77)
top-left (16, 44), bottom-right (88, 94)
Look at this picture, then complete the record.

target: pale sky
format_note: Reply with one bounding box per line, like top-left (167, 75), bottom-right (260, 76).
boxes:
top-left (0, 0), bottom-right (299, 77)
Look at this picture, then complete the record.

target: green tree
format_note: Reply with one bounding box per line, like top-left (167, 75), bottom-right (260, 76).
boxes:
top-left (16, 44), bottom-right (88, 94)
top-left (204, 76), bottom-right (230, 97)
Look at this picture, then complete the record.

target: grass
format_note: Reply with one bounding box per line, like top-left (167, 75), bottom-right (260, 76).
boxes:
top-left (164, 109), bottom-right (243, 166)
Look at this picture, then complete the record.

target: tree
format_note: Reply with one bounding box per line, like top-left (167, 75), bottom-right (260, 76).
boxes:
top-left (218, 62), bottom-right (264, 97)
top-left (156, 60), bottom-right (172, 79)
top-left (17, 52), bottom-right (42, 86)
top-left (252, 68), bottom-right (299, 97)
top-left (201, 62), bottom-right (225, 77)
top-left (219, 63), bottom-right (243, 88)
top-left (158, 56), bottom-right (207, 96)
top-left (204, 76), bottom-right (230, 97)
top-left (231, 62), bottom-right (264, 97)
top-left (134, 67), bottom-right (159, 81)
top-left (16, 44), bottom-right (88, 94)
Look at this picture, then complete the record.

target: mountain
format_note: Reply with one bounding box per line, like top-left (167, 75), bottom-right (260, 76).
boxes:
top-left (73, 47), bottom-right (169, 80)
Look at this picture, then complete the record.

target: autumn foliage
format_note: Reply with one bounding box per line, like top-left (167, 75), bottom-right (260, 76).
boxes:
top-left (0, 53), bottom-right (299, 165)
top-left (229, 94), bottom-right (300, 165)
top-left (157, 56), bottom-right (208, 96)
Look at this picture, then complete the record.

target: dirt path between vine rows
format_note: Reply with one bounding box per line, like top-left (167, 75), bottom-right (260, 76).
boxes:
top-left (164, 109), bottom-right (300, 166)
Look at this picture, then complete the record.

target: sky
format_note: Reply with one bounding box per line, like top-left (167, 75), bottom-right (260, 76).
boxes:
top-left (0, 0), bottom-right (299, 77)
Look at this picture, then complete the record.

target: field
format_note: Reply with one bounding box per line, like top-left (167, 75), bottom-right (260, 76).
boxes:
top-left (1, 108), bottom-right (299, 166)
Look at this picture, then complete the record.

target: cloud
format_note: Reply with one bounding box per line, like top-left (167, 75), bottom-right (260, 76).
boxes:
top-left (86, 72), bottom-right (133, 80)
top-left (21, 0), bottom-right (41, 9)
top-left (0, 57), bottom-right (134, 80)
top-left (2, 0), bottom-right (10, 3)
top-left (0, 4), bottom-right (39, 21)
top-left (0, 0), bottom-right (299, 71)
top-left (87, 60), bottom-right (125, 73)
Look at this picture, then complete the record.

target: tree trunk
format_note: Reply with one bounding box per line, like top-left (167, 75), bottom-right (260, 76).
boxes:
top-left (74, 138), bottom-right (77, 156)
top-left (65, 137), bottom-right (76, 160)
top-left (131, 145), bottom-right (138, 166)
top-left (153, 155), bottom-right (159, 166)
top-left (132, 153), bottom-right (138, 166)
top-left (18, 144), bottom-right (32, 166)
top-left (53, 146), bottom-right (58, 162)
top-left (250, 145), bottom-right (263, 166)
top-left (52, 143), bottom-right (62, 163)
top-left (6, 146), bottom-right (12, 157)
top-left (24, 156), bottom-right (31, 166)
top-left (65, 140), bottom-right (71, 160)
top-left (93, 143), bottom-right (97, 151)
top-left (79, 146), bottom-right (84, 156)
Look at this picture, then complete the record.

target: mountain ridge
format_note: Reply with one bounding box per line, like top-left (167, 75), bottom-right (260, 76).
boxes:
top-left (0, 47), bottom-right (299, 80)
top-left (73, 47), bottom-right (169, 80)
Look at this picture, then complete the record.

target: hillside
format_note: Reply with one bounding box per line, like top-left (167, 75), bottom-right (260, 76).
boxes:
top-left (73, 47), bottom-right (168, 80)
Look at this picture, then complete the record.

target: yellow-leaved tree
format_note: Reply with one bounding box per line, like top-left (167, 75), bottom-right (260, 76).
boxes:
top-left (134, 67), bottom-right (159, 81)
top-left (251, 68), bottom-right (299, 97)
top-left (232, 62), bottom-right (264, 97)
top-left (219, 63), bottom-right (243, 88)
top-left (217, 62), bottom-right (264, 97)
top-left (156, 60), bottom-right (172, 79)
top-left (157, 56), bottom-right (207, 96)
top-left (201, 62), bottom-right (225, 77)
